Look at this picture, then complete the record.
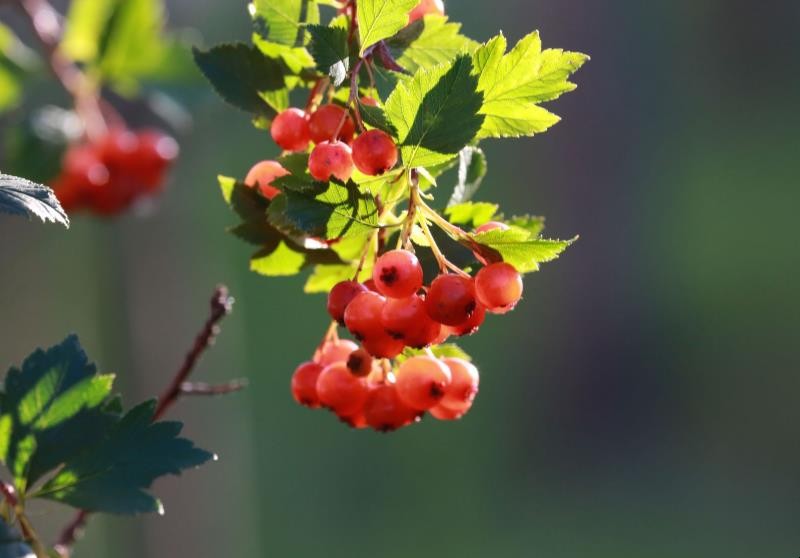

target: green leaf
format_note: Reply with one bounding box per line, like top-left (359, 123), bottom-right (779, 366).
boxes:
top-left (304, 264), bottom-right (357, 293)
top-left (445, 201), bottom-right (498, 227)
top-left (250, 242), bottom-right (306, 276)
top-left (193, 44), bottom-right (289, 117)
top-left (60, 0), bottom-right (116, 62)
top-left (36, 400), bottom-right (212, 515)
top-left (469, 228), bottom-right (576, 273)
top-left (306, 24), bottom-right (349, 86)
top-left (0, 517), bottom-right (33, 558)
top-left (218, 176), bottom-right (344, 276)
top-left (357, 0), bottom-right (418, 56)
top-left (385, 55), bottom-right (484, 167)
top-left (397, 343), bottom-right (471, 364)
top-left (0, 174), bottom-right (69, 227)
top-left (357, 99), bottom-right (397, 136)
top-left (388, 16), bottom-right (479, 73)
top-left (447, 146), bottom-right (487, 206)
top-left (267, 180), bottom-right (380, 241)
top-left (507, 215), bottom-right (546, 238)
top-left (0, 336), bottom-right (114, 491)
top-left (250, 0), bottom-right (320, 46)
top-left (95, 0), bottom-right (167, 89)
top-left (472, 32), bottom-right (588, 139)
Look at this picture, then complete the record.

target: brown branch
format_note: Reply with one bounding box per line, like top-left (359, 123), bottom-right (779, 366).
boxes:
top-left (14, 0), bottom-right (107, 140)
top-left (55, 285), bottom-right (235, 557)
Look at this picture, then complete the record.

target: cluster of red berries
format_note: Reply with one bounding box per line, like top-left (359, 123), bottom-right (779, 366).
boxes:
top-left (51, 128), bottom-right (179, 215)
top-left (242, 103), bottom-right (398, 199)
top-left (291, 248), bottom-right (524, 431)
top-left (292, 336), bottom-right (480, 431)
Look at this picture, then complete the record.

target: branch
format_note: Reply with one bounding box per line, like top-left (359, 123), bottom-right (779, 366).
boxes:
top-left (13, 0), bottom-right (108, 140)
top-left (55, 285), bottom-right (236, 557)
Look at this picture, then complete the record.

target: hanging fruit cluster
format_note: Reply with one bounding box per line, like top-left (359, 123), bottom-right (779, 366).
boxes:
top-left (52, 128), bottom-right (179, 215)
top-left (199, 0), bottom-right (588, 431)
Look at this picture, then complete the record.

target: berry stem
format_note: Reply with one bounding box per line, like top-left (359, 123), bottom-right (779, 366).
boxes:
top-left (13, 0), bottom-right (108, 142)
top-left (54, 285), bottom-right (235, 557)
top-left (0, 481), bottom-right (48, 558)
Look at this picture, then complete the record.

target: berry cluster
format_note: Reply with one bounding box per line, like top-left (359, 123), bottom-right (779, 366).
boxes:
top-left (292, 334), bottom-right (480, 432)
top-left (243, 103), bottom-right (399, 199)
top-left (291, 247), bottom-right (523, 432)
top-left (51, 128), bottom-right (179, 216)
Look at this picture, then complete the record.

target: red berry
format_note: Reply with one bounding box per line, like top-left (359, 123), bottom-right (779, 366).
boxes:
top-left (343, 291), bottom-right (386, 341)
top-left (475, 262), bottom-right (523, 313)
top-left (98, 128), bottom-right (139, 168)
top-left (381, 295), bottom-right (441, 348)
top-left (134, 130), bottom-right (179, 191)
top-left (443, 303), bottom-right (485, 337)
top-left (439, 358), bottom-right (479, 412)
top-left (62, 144), bottom-right (110, 187)
top-left (429, 404), bottom-right (465, 421)
top-left (363, 279), bottom-right (379, 292)
top-left (360, 96), bottom-right (379, 107)
top-left (318, 339), bottom-right (359, 366)
top-left (291, 361), bottom-right (324, 408)
top-left (244, 160), bottom-right (289, 200)
top-left (271, 108), bottom-right (311, 152)
top-left (474, 221), bottom-right (509, 234)
top-left (308, 141), bottom-right (353, 182)
top-left (327, 280), bottom-right (368, 324)
top-left (51, 176), bottom-right (85, 212)
top-left (308, 104), bottom-right (355, 144)
top-left (347, 348), bottom-right (373, 377)
top-left (352, 130), bottom-right (398, 176)
top-left (408, 0), bottom-right (444, 22)
top-left (361, 332), bottom-right (405, 359)
top-left (339, 408), bottom-right (369, 429)
top-left (316, 362), bottom-right (369, 415)
top-left (395, 356), bottom-right (451, 411)
top-left (426, 274), bottom-right (478, 326)
top-left (372, 249), bottom-right (424, 299)
top-left (363, 383), bottom-right (419, 432)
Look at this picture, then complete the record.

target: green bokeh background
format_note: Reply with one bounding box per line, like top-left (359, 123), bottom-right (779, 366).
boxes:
top-left (1, 1), bottom-right (799, 556)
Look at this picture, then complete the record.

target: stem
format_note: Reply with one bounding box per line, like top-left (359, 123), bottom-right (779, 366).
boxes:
top-left (1, 482), bottom-right (48, 558)
top-left (399, 171), bottom-right (418, 250)
top-left (55, 285), bottom-right (235, 556)
top-left (14, 0), bottom-right (108, 141)
top-left (154, 285), bottom-right (234, 420)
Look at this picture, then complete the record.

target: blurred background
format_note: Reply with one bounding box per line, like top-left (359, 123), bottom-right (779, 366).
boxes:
top-left (1, 0), bottom-right (799, 556)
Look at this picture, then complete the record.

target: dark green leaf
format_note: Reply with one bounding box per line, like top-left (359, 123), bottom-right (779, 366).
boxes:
top-left (218, 176), bottom-right (344, 276)
top-left (267, 180), bottom-right (380, 241)
top-left (193, 44), bottom-right (289, 117)
top-left (36, 400), bottom-right (212, 515)
top-left (306, 24), bottom-right (349, 86)
top-left (0, 174), bottom-right (69, 227)
top-left (251, 0), bottom-right (320, 46)
top-left (0, 336), bottom-right (114, 491)
top-left (447, 146), bottom-right (487, 206)
top-left (385, 55), bottom-right (484, 167)
top-left (357, 0), bottom-right (418, 56)
top-left (0, 517), bottom-right (33, 558)
top-left (357, 99), bottom-right (397, 136)
top-left (388, 16), bottom-right (478, 73)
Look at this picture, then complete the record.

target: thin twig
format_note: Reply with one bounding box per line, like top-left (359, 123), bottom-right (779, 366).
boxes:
top-left (55, 285), bottom-right (235, 557)
top-left (14, 0), bottom-right (108, 140)
top-left (154, 285), bottom-right (234, 420)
